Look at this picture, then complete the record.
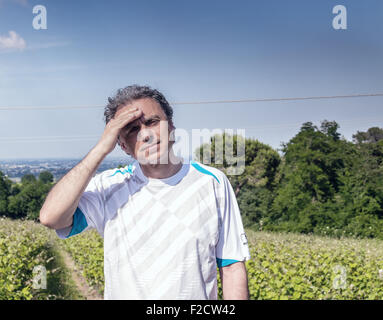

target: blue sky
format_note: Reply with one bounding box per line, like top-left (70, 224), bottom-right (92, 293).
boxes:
top-left (0, 0), bottom-right (382, 159)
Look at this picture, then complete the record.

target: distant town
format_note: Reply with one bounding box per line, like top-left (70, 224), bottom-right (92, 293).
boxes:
top-left (0, 158), bottom-right (134, 183)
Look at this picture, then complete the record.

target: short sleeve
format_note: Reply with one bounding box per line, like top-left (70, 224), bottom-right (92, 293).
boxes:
top-left (215, 173), bottom-right (251, 267)
top-left (56, 174), bottom-right (106, 239)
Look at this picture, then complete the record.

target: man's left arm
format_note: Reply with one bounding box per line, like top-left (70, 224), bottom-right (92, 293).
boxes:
top-left (219, 261), bottom-right (249, 300)
top-left (214, 172), bottom-right (251, 299)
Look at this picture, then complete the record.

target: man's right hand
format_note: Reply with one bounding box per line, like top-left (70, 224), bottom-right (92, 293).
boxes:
top-left (96, 107), bottom-right (143, 156)
top-left (39, 106), bottom-right (143, 230)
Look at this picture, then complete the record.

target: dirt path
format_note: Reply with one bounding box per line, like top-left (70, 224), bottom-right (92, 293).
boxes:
top-left (60, 249), bottom-right (103, 300)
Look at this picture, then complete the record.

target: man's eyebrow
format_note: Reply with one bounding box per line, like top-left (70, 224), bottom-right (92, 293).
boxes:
top-left (122, 115), bottom-right (162, 133)
top-left (122, 120), bottom-right (139, 133)
top-left (143, 115), bottom-right (161, 124)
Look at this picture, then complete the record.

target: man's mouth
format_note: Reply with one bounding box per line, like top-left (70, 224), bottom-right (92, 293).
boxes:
top-left (142, 141), bottom-right (160, 152)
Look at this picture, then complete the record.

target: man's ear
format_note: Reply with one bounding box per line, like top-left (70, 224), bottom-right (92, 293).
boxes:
top-left (118, 137), bottom-right (129, 155)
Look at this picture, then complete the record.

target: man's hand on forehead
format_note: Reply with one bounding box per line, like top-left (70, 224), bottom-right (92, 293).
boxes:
top-left (95, 106), bottom-right (143, 156)
top-left (116, 104), bottom-right (142, 117)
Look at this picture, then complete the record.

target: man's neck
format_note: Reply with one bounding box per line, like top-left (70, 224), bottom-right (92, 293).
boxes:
top-left (139, 154), bottom-right (184, 179)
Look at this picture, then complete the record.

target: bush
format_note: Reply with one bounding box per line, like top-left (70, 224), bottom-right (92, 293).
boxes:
top-left (0, 218), bottom-right (80, 300)
top-left (58, 229), bottom-right (104, 293)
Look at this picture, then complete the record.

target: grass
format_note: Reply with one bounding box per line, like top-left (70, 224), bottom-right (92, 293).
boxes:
top-left (45, 241), bottom-right (84, 300)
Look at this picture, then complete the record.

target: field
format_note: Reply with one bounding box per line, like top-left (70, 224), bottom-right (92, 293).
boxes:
top-left (245, 230), bottom-right (383, 299)
top-left (0, 218), bottom-right (81, 300)
top-left (2, 218), bottom-right (383, 299)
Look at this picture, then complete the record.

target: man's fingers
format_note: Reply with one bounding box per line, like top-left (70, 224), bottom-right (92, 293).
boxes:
top-left (111, 108), bottom-right (143, 128)
top-left (118, 108), bottom-right (142, 120)
top-left (120, 109), bottom-right (142, 126)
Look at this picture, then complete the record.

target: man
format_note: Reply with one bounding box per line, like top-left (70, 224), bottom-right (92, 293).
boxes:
top-left (40, 85), bottom-right (250, 300)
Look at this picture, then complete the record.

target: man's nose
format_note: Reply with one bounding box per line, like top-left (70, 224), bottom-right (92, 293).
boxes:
top-left (139, 128), bottom-right (155, 144)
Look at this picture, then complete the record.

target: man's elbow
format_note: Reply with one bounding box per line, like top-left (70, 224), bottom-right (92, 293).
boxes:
top-left (40, 207), bottom-right (74, 230)
top-left (39, 209), bottom-right (57, 229)
top-left (39, 210), bottom-right (51, 228)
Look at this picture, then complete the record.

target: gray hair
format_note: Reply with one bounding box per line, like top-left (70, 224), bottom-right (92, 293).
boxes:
top-left (104, 84), bottom-right (174, 124)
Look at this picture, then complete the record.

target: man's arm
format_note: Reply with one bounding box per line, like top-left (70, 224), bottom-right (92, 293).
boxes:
top-left (39, 146), bottom-right (107, 230)
top-left (39, 107), bottom-right (143, 230)
top-left (219, 261), bottom-right (249, 300)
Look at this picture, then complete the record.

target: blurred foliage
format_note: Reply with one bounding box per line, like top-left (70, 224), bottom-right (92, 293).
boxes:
top-left (0, 218), bottom-right (81, 300)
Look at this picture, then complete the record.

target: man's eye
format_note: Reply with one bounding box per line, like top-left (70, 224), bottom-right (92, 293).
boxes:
top-left (128, 127), bottom-right (139, 135)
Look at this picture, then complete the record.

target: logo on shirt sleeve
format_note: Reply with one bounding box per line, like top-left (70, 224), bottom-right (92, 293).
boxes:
top-left (240, 233), bottom-right (248, 245)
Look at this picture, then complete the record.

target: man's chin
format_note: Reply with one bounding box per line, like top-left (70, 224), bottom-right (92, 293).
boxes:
top-left (137, 150), bottom-right (170, 165)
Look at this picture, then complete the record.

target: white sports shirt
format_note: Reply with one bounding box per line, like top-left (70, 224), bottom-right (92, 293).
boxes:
top-left (56, 157), bottom-right (251, 299)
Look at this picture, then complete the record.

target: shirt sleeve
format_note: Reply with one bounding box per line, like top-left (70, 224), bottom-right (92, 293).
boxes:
top-left (56, 173), bottom-right (106, 239)
top-left (215, 173), bottom-right (251, 267)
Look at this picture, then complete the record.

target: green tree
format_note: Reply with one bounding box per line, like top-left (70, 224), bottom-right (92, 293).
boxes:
top-left (237, 184), bottom-right (273, 228)
top-left (39, 171), bottom-right (54, 184)
top-left (195, 133), bottom-right (281, 196)
top-left (266, 120), bottom-right (348, 233)
top-left (194, 133), bottom-right (281, 227)
top-left (320, 119), bottom-right (341, 141)
top-left (0, 171), bottom-right (12, 215)
top-left (21, 174), bottom-right (36, 185)
top-left (10, 183), bottom-right (21, 196)
top-left (352, 127), bottom-right (383, 144)
top-left (7, 174), bottom-right (51, 220)
top-left (337, 137), bottom-right (383, 238)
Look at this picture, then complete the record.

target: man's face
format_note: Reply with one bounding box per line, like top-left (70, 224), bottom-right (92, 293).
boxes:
top-left (116, 98), bottom-right (175, 164)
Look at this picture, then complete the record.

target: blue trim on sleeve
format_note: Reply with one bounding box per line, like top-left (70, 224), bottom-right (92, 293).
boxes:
top-left (108, 164), bottom-right (134, 177)
top-left (67, 207), bottom-right (88, 238)
top-left (190, 161), bottom-right (220, 184)
top-left (216, 258), bottom-right (239, 267)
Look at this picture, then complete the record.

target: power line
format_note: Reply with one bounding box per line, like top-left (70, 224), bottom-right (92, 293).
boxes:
top-left (1, 117), bottom-right (382, 143)
top-left (172, 93), bottom-right (383, 105)
top-left (0, 93), bottom-right (382, 111)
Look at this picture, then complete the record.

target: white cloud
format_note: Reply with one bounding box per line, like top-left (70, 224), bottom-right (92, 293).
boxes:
top-left (0, 31), bottom-right (26, 51)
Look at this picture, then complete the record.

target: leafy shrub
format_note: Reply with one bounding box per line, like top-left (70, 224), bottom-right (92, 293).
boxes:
top-left (57, 228), bottom-right (383, 300)
top-left (243, 230), bottom-right (383, 299)
top-left (0, 218), bottom-right (76, 299)
top-left (58, 229), bottom-right (104, 294)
